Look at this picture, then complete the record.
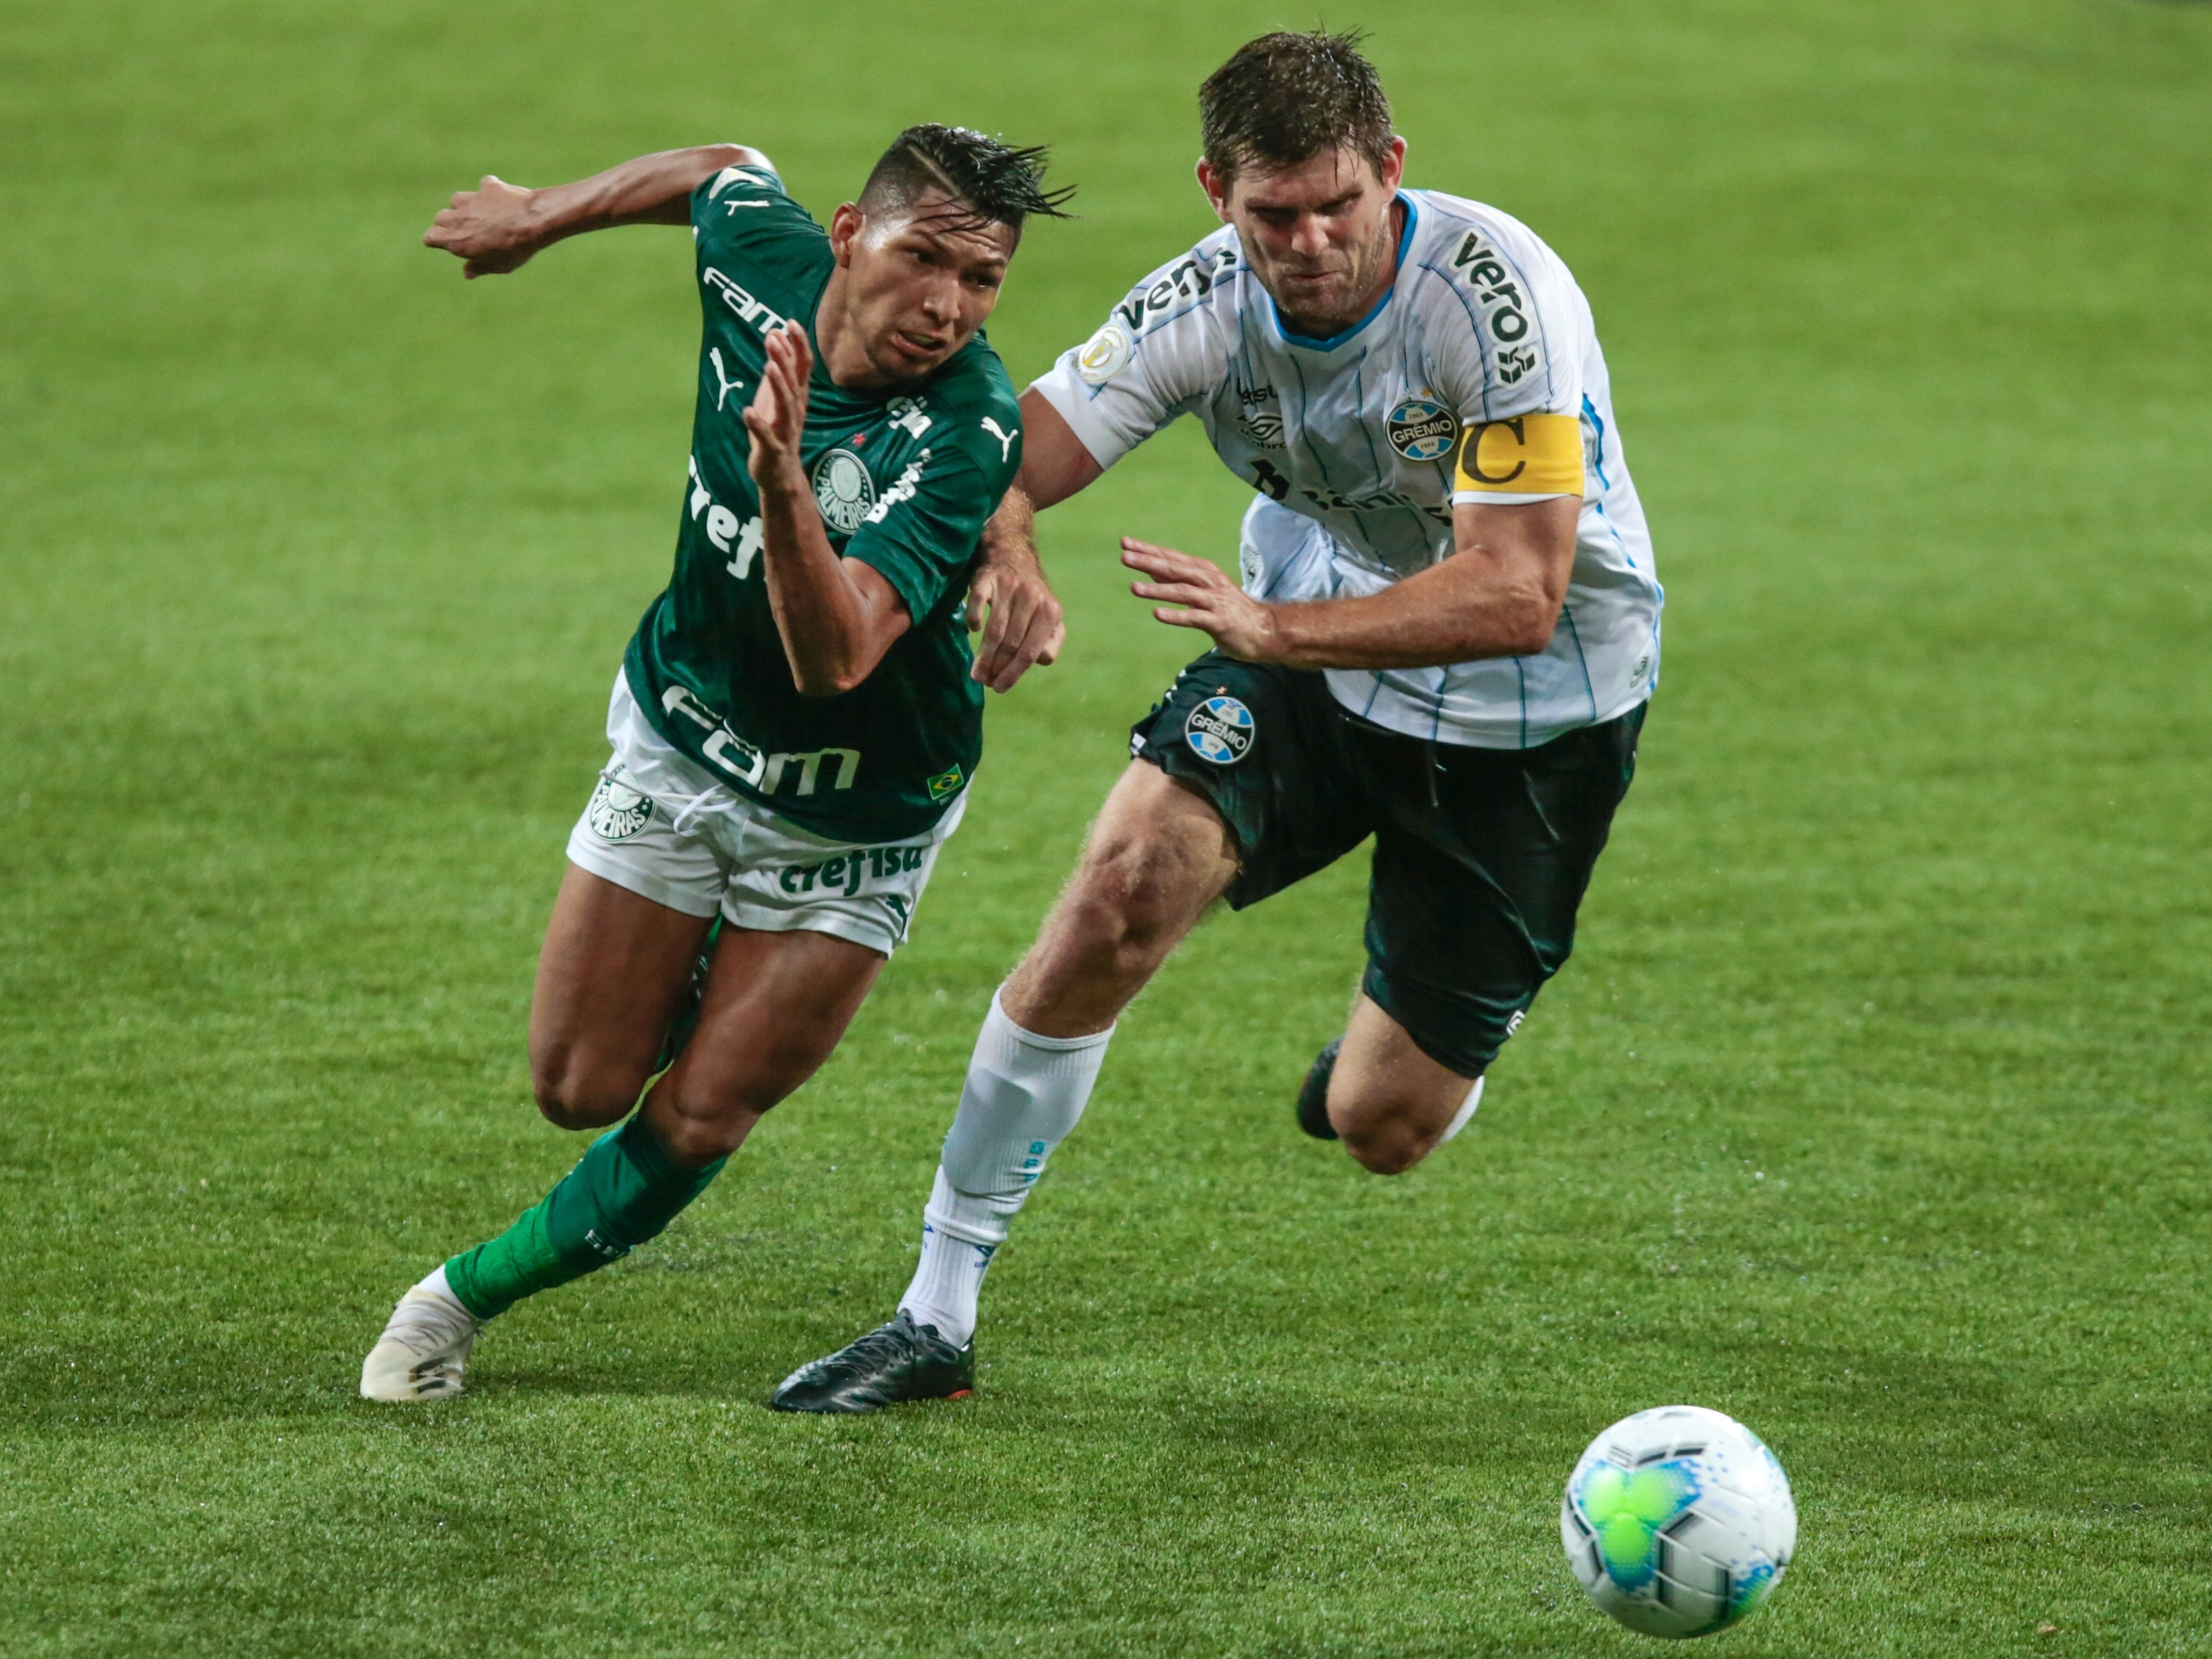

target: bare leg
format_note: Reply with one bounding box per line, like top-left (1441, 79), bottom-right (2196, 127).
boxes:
top-left (528, 865), bottom-right (712, 1129)
top-left (526, 863), bottom-right (886, 1163)
top-left (420, 875), bottom-right (886, 1344)
top-left (814, 761), bottom-right (1236, 1367)
top-left (1327, 993), bottom-right (1483, 1175)
top-left (998, 763), bottom-right (1474, 1177)
top-left (639, 923), bottom-right (884, 1167)
top-left (1001, 761), bottom-right (1242, 1037)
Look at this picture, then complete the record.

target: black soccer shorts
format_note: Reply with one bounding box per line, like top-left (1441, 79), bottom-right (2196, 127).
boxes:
top-left (1130, 652), bottom-right (1645, 1078)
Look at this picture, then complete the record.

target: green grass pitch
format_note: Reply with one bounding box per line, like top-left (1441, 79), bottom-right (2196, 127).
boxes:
top-left (2, 0), bottom-right (2208, 1652)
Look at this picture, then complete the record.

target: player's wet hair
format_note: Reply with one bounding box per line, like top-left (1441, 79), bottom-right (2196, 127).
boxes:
top-left (858, 124), bottom-right (1076, 237)
top-left (1199, 29), bottom-right (1394, 186)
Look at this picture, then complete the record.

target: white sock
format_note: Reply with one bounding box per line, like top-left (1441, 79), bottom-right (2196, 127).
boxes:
top-left (1438, 1074), bottom-right (1484, 1144)
top-left (898, 988), bottom-right (1113, 1346)
top-left (899, 1170), bottom-right (1002, 1348)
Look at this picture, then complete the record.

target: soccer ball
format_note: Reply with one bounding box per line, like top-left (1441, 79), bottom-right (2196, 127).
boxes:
top-left (1559, 1405), bottom-right (1796, 1639)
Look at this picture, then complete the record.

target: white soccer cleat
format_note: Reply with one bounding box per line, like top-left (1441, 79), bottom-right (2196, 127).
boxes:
top-left (360, 1272), bottom-right (479, 1402)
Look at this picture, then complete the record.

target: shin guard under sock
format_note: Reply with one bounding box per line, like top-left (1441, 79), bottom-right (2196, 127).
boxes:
top-left (443, 1116), bottom-right (726, 1321)
top-left (898, 988), bottom-right (1113, 1344)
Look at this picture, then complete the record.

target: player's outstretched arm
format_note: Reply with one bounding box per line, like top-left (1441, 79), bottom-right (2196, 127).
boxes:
top-left (745, 322), bottom-right (911, 695)
top-left (964, 389), bottom-right (1097, 690)
top-left (1122, 494), bottom-right (1582, 670)
top-left (423, 144), bottom-right (773, 278)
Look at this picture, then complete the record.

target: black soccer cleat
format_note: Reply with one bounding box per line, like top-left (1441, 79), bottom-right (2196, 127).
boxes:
top-left (768, 1311), bottom-right (975, 1414)
top-left (1296, 1035), bottom-right (1343, 1139)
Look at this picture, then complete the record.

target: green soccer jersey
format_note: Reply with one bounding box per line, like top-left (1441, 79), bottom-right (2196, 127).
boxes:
top-left (622, 162), bottom-right (1023, 843)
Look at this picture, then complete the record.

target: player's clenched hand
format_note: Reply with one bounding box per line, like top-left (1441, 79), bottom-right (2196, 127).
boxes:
top-left (744, 322), bottom-right (813, 492)
top-left (1122, 538), bottom-right (1279, 661)
top-left (423, 176), bottom-right (546, 278)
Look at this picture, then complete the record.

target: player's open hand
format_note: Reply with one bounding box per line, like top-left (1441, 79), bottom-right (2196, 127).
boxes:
top-left (423, 176), bottom-right (546, 278)
top-left (1123, 538), bottom-right (1279, 661)
top-left (744, 322), bottom-right (813, 492)
top-left (967, 554), bottom-right (1065, 694)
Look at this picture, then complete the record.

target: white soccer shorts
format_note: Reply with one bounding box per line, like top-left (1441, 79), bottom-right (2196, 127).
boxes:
top-left (563, 674), bottom-right (963, 958)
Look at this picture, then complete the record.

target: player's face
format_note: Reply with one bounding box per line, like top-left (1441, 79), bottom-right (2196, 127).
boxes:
top-left (1199, 139), bottom-right (1408, 335)
top-left (827, 196), bottom-right (1016, 388)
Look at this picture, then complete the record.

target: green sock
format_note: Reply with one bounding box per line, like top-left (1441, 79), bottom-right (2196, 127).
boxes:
top-left (443, 1116), bottom-right (726, 1321)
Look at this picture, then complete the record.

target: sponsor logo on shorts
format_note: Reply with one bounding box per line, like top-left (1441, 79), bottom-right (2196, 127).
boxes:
top-left (585, 768), bottom-right (655, 842)
top-left (1386, 397), bottom-right (1460, 462)
top-left (778, 845), bottom-right (929, 895)
top-left (812, 448), bottom-right (876, 534)
top-left (1184, 694), bottom-right (1254, 765)
top-left (1076, 319), bottom-right (1133, 386)
top-left (1504, 1010), bottom-right (1526, 1040)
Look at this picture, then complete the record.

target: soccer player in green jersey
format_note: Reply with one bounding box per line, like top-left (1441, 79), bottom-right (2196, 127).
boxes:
top-left (360, 127), bottom-right (1071, 1402)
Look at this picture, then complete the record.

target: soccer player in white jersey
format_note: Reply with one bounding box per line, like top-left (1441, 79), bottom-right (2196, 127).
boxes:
top-left (773, 31), bottom-right (1661, 1411)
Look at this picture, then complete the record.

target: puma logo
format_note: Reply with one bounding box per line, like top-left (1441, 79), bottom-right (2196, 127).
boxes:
top-left (709, 347), bottom-right (743, 411)
top-left (979, 416), bottom-right (1017, 463)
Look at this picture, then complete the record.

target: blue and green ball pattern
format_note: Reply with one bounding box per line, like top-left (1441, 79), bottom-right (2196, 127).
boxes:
top-left (1574, 1459), bottom-right (1702, 1591)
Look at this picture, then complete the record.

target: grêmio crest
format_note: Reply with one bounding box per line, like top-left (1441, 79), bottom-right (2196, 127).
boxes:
top-left (1386, 397), bottom-right (1461, 463)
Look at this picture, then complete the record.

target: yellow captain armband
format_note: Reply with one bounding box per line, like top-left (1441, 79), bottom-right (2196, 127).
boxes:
top-left (1452, 412), bottom-right (1586, 498)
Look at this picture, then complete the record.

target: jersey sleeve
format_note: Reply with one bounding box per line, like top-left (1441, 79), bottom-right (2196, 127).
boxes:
top-left (840, 426), bottom-right (1014, 627)
top-left (1029, 238), bottom-right (1235, 471)
top-left (1425, 219), bottom-right (1590, 507)
top-left (690, 161), bottom-right (816, 265)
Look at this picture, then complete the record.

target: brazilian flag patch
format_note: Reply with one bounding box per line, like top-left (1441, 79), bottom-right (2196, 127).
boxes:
top-left (926, 765), bottom-right (965, 801)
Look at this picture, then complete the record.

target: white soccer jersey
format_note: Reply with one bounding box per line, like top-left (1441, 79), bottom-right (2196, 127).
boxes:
top-left (1032, 189), bottom-right (1661, 750)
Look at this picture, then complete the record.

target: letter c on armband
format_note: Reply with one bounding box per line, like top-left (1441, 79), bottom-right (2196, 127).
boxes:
top-left (1453, 412), bottom-right (1587, 498)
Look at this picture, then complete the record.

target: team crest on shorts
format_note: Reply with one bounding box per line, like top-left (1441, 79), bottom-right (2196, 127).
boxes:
top-left (812, 448), bottom-right (876, 535)
top-left (1386, 397), bottom-right (1460, 462)
top-left (1184, 695), bottom-right (1254, 765)
top-left (586, 768), bottom-right (654, 842)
